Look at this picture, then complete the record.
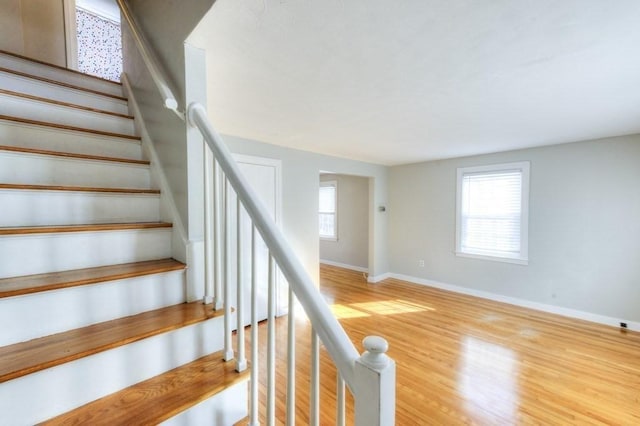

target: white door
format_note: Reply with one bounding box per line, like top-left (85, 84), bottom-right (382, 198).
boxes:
top-left (229, 155), bottom-right (284, 327)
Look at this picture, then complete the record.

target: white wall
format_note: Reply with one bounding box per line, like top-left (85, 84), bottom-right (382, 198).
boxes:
top-left (320, 174), bottom-right (369, 270)
top-left (123, 0), bottom-right (214, 237)
top-left (222, 134), bottom-right (388, 283)
top-left (76, 0), bottom-right (120, 22)
top-left (0, 0), bottom-right (66, 66)
top-left (388, 134), bottom-right (640, 322)
top-left (122, 1), bottom-right (213, 299)
top-left (0, 0), bottom-right (24, 54)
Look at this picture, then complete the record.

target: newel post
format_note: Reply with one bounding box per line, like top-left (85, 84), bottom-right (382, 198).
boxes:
top-left (354, 336), bottom-right (396, 426)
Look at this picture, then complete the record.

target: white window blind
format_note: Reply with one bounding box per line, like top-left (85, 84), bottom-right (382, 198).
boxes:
top-left (319, 181), bottom-right (337, 239)
top-left (456, 162), bottom-right (529, 264)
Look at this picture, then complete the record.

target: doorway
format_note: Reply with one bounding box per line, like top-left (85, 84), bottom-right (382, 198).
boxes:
top-left (319, 173), bottom-right (370, 274)
top-left (228, 154), bottom-right (284, 327)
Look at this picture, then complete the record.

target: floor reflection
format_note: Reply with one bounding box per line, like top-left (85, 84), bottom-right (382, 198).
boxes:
top-left (330, 303), bottom-right (370, 319)
top-left (458, 336), bottom-right (519, 423)
top-left (329, 299), bottom-right (436, 318)
top-left (351, 299), bottom-right (435, 315)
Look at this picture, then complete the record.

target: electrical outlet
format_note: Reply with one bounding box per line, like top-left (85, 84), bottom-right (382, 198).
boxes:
top-left (620, 322), bottom-right (628, 329)
top-left (418, 259), bottom-right (425, 267)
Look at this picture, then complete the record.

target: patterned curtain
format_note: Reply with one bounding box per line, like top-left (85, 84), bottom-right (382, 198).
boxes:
top-left (76, 8), bottom-right (123, 82)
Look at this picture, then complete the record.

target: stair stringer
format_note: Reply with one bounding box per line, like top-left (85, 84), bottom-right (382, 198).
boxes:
top-left (122, 74), bottom-right (205, 303)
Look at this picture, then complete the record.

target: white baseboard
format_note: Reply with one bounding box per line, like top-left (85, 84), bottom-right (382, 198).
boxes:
top-left (320, 259), bottom-right (368, 273)
top-left (367, 272), bottom-right (392, 283)
top-left (390, 273), bottom-right (640, 332)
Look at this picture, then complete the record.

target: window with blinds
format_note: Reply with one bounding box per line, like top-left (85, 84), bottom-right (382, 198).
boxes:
top-left (456, 162), bottom-right (530, 264)
top-left (319, 181), bottom-right (337, 239)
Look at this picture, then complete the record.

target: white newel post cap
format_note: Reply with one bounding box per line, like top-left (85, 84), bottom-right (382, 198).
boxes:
top-left (360, 336), bottom-right (390, 369)
top-left (355, 336), bottom-right (396, 425)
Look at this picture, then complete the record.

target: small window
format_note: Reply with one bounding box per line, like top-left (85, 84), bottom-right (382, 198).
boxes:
top-left (456, 162), bottom-right (530, 264)
top-left (319, 181), bottom-right (337, 240)
top-left (76, 6), bottom-right (123, 82)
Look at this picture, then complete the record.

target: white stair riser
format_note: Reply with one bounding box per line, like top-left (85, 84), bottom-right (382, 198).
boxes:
top-left (0, 317), bottom-right (225, 425)
top-left (0, 71), bottom-right (129, 115)
top-left (0, 191), bottom-right (160, 227)
top-left (0, 270), bottom-right (185, 347)
top-left (0, 94), bottom-right (135, 135)
top-left (0, 229), bottom-right (172, 279)
top-left (162, 382), bottom-right (248, 426)
top-left (0, 152), bottom-right (151, 189)
top-left (0, 119), bottom-right (142, 159)
top-left (0, 52), bottom-right (123, 97)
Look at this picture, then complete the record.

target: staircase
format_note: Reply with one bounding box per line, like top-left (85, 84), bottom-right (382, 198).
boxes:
top-left (0, 50), bottom-right (248, 425)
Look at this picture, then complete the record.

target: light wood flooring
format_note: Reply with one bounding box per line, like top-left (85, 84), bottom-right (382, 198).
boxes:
top-left (239, 264), bottom-right (640, 425)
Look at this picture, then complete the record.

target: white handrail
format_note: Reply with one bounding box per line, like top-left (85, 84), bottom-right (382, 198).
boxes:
top-left (115, 0), bottom-right (183, 121)
top-left (187, 102), bottom-right (360, 385)
top-left (118, 1), bottom-right (396, 419)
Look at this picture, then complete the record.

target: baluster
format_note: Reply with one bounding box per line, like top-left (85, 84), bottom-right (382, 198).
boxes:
top-left (236, 199), bottom-right (246, 372)
top-left (213, 160), bottom-right (223, 310)
top-left (248, 225), bottom-right (259, 426)
top-left (286, 285), bottom-right (296, 425)
top-left (203, 145), bottom-right (213, 304)
top-left (310, 329), bottom-right (320, 426)
top-left (336, 374), bottom-right (345, 426)
top-left (223, 178), bottom-right (233, 361)
top-left (267, 254), bottom-right (276, 426)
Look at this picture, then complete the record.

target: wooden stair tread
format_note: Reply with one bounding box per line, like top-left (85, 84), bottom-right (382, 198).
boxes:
top-left (0, 222), bottom-right (172, 235)
top-left (0, 302), bottom-right (223, 383)
top-left (0, 66), bottom-right (127, 101)
top-left (0, 115), bottom-right (140, 141)
top-left (0, 145), bottom-right (148, 164)
top-left (0, 259), bottom-right (185, 299)
top-left (0, 49), bottom-right (122, 86)
top-left (0, 183), bottom-right (159, 194)
top-left (0, 88), bottom-right (133, 119)
top-left (40, 351), bottom-right (249, 426)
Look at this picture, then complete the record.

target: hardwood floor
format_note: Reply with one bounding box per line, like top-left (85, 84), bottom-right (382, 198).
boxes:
top-left (238, 264), bottom-right (640, 425)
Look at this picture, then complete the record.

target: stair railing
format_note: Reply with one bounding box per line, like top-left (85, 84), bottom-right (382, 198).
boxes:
top-left (189, 103), bottom-right (396, 425)
top-left (117, 1), bottom-right (395, 424)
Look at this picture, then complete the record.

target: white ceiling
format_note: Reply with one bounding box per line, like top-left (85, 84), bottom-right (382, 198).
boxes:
top-left (188, 0), bottom-right (640, 166)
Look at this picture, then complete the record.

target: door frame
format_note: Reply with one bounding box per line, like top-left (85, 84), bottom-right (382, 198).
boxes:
top-left (62, 0), bottom-right (78, 70)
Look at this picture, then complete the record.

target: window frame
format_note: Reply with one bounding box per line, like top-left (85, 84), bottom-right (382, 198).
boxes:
top-left (319, 180), bottom-right (338, 241)
top-left (455, 161), bottom-right (530, 265)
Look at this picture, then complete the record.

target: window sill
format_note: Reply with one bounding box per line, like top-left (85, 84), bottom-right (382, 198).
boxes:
top-left (455, 251), bottom-right (528, 265)
top-left (320, 236), bottom-right (338, 242)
